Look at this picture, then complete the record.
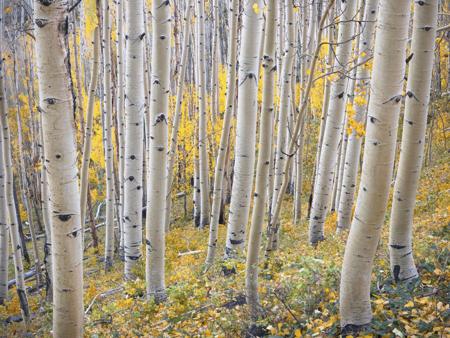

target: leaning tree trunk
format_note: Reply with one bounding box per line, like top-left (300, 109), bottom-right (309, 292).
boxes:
top-left (224, 0), bottom-right (264, 257)
top-left (34, 0), bottom-right (84, 335)
top-left (123, 0), bottom-right (145, 278)
top-left (268, 0), bottom-right (295, 252)
top-left (146, 0), bottom-right (171, 303)
top-left (245, 0), bottom-right (277, 319)
top-left (0, 57), bottom-right (30, 322)
top-left (205, 0), bottom-right (239, 266)
top-left (337, 0), bottom-right (379, 231)
top-left (165, 1), bottom-right (193, 231)
top-left (339, 0), bottom-right (411, 331)
top-left (389, 0), bottom-right (438, 283)
top-left (308, 0), bottom-right (357, 245)
top-left (102, 0), bottom-right (115, 269)
top-left (196, 0), bottom-right (210, 229)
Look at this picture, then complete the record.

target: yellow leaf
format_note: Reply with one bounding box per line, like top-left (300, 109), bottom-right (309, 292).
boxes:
top-left (294, 329), bottom-right (302, 338)
top-left (404, 301), bottom-right (414, 308)
top-left (252, 3), bottom-right (259, 14)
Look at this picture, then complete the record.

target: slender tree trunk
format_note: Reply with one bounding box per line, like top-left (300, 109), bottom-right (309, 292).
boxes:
top-left (389, 0), bottom-right (438, 283)
top-left (339, 0), bottom-right (411, 331)
top-left (267, 0), bottom-right (335, 242)
top-left (196, 0), bottom-right (210, 229)
top-left (165, 2), bottom-right (193, 231)
top-left (246, 0), bottom-right (276, 319)
top-left (102, 0), bottom-right (115, 269)
top-left (337, 0), bottom-right (379, 231)
top-left (309, 0), bottom-right (357, 245)
top-left (224, 0), bottom-right (264, 257)
top-left (39, 115), bottom-right (53, 302)
top-left (267, 0), bottom-right (295, 251)
top-left (0, 101), bottom-right (7, 304)
top-left (146, 0), bottom-right (171, 303)
top-left (80, 28), bottom-right (100, 242)
top-left (116, 0), bottom-right (125, 259)
top-left (123, 0), bottom-right (145, 278)
top-left (34, 0), bottom-right (84, 335)
top-left (0, 57), bottom-right (30, 323)
top-left (205, 0), bottom-right (239, 266)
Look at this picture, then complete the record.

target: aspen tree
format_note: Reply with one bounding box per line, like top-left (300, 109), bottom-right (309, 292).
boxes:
top-left (196, 0), bottom-right (210, 229)
top-left (224, 0), bottom-right (264, 257)
top-left (123, 0), bottom-right (145, 277)
top-left (166, 2), bottom-right (193, 231)
top-left (268, 0), bottom-right (335, 240)
top-left (0, 109), bottom-right (7, 304)
top-left (34, 0), bottom-right (84, 334)
top-left (80, 28), bottom-right (100, 241)
top-left (389, 0), bottom-right (438, 282)
top-left (146, 0), bottom-right (171, 302)
top-left (39, 115), bottom-right (53, 301)
top-left (102, 0), bottom-right (115, 269)
top-left (206, 0), bottom-right (239, 266)
top-left (116, 0), bottom-right (125, 257)
top-left (246, 0), bottom-right (276, 318)
top-left (337, 0), bottom-right (379, 231)
top-left (339, 0), bottom-right (411, 330)
top-left (268, 0), bottom-right (295, 251)
top-left (0, 56), bottom-right (30, 323)
top-left (309, 0), bottom-right (357, 245)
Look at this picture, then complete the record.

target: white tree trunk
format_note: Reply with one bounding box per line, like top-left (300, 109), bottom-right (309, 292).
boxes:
top-left (337, 0), bottom-right (379, 231)
top-left (205, 0), bottom-right (239, 266)
top-left (146, 0), bottom-right (171, 303)
top-left (0, 98), bottom-right (7, 304)
top-left (267, 0), bottom-right (335, 243)
top-left (0, 56), bottom-right (30, 323)
top-left (116, 0), bottom-right (125, 258)
top-left (165, 2), bottom-right (193, 231)
top-left (389, 0), bottom-right (438, 283)
top-left (268, 0), bottom-right (295, 251)
top-left (246, 0), bottom-right (276, 318)
top-left (309, 0), bottom-right (357, 245)
top-left (80, 28), bottom-right (100, 242)
top-left (40, 114), bottom-right (53, 302)
top-left (34, 0), bottom-right (84, 334)
top-left (123, 0), bottom-right (145, 278)
top-left (196, 0), bottom-right (210, 229)
top-left (224, 0), bottom-right (264, 257)
top-left (339, 0), bottom-right (411, 330)
top-left (102, 0), bottom-right (115, 269)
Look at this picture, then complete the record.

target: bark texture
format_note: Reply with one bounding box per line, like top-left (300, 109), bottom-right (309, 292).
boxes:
top-left (224, 0), bottom-right (264, 257)
top-left (339, 0), bottom-right (411, 329)
top-left (309, 0), bottom-right (357, 244)
top-left (34, 0), bottom-right (84, 335)
top-left (146, 0), bottom-right (171, 302)
top-left (389, 0), bottom-right (438, 283)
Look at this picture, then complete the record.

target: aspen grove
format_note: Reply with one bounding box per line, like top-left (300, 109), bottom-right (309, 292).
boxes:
top-left (0, 0), bottom-right (449, 336)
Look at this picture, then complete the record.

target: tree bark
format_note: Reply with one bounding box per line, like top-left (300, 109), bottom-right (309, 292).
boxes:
top-left (245, 0), bottom-right (276, 319)
top-left (205, 0), bottom-right (239, 266)
top-left (224, 0), bottom-right (264, 257)
top-left (389, 0), bottom-right (438, 283)
top-left (309, 0), bottom-right (357, 245)
top-left (337, 0), bottom-right (379, 231)
top-left (123, 0), bottom-right (145, 278)
top-left (339, 0), bottom-right (411, 330)
top-left (34, 0), bottom-right (84, 334)
top-left (146, 0), bottom-right (171, 303)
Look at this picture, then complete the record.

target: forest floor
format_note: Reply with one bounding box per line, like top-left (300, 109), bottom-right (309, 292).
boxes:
top-left (1, 153), bottom-right (449, 337)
